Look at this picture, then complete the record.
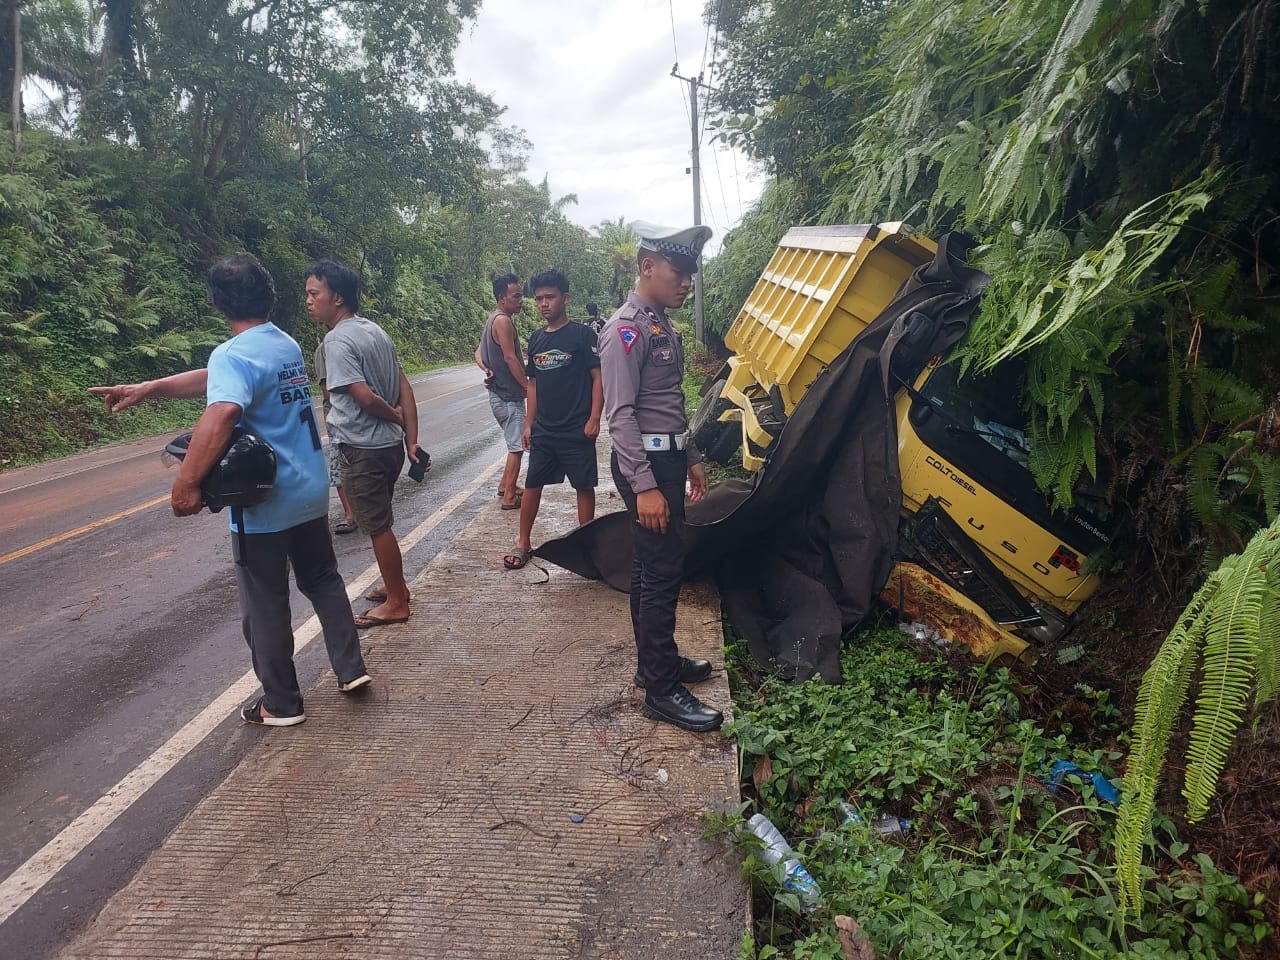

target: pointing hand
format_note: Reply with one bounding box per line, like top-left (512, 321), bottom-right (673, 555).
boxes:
top-left (89, 382), bottom-right (150, 414)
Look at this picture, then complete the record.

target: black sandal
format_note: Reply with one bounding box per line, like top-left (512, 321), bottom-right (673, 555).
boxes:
top-left (240, 697), bottom-right (305, 727)
top-left (503, 547), bottom-right (533, 570)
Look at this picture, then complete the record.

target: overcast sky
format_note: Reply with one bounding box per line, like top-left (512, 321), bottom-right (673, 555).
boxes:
top-left (451, 0), bottom-right (765, 253)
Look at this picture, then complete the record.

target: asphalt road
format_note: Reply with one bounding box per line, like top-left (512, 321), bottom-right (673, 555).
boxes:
top-left (0, 363), bottom-right (510, 959)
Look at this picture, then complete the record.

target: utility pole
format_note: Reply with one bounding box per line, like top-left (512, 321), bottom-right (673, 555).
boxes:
top-left (672, 65), bottom-right (705, 344)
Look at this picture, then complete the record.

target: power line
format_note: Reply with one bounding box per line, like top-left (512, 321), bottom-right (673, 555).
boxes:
top-left (698, 0), bottom-right (714, 82)
top-left (667, 0), bottom-right (681, 62)
top-left (731, 147), bottom-right (744, 219)
top-left (700, 170), bottom-right (720, 231)
top-left (676, 74), bottom-right (691, 127)
top-left (699, 0), bottom-right (725, 144)
top-left (668, 0), bottom-right (691, 127)
top-left (710, 142), bottom-right (732, 228)
top-left (693, 0), bottom-right (740, 228)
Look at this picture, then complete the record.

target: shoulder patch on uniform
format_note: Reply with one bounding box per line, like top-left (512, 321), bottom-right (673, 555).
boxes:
top-left (618, 325), bottom-right (640, 354)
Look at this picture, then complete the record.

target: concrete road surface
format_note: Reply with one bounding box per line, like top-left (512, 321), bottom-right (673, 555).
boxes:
top-left (0, 364), bottom-right (511, 959)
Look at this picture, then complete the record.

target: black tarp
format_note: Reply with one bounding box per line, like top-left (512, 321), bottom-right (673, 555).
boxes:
top-left (535, 235), bottom-right (989, 682)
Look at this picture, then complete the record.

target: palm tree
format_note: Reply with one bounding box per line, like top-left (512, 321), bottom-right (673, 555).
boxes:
top-left (596, 216), bottom-right (638, 306)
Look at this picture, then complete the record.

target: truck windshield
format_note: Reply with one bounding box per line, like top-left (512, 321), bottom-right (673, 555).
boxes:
top-left (909, 359), bottom-right (1115, 549)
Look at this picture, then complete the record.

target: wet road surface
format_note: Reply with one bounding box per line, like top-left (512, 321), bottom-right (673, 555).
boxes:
top-left (0, 364), bottom-right (511, 959)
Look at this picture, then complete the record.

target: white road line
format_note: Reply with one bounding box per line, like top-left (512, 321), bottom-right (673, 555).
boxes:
top-left (0, 454), bottom-right (505, 926)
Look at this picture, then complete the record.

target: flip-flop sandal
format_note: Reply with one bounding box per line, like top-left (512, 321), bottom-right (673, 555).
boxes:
top-left (503, 548), bottom-right (533, 570)
top-left (333, 518), bottom-right (358, 535)
top-left (354, 611), bottom-right (411, 629)
top-left (500, 492), bottom-right (524, 510)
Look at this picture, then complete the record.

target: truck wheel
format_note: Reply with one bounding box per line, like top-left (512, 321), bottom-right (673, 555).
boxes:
top-left (690, 378), bottom-right (742, 465)
top-left (690, 378), bottom-right (733, 449)
top-left (703, 421), bottom-right (743, 465)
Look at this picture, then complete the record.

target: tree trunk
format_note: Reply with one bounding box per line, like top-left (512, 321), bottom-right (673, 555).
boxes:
top-left (294, 103), bottom-right (308, 184)
top-left (10, 0), bottom-right (20, 154)
top-left (102, 0), bottom-right (138, 72)
top-left (0, 1), bottom-right (10, 105)
top-left (188, 89), bottom-right (207, 176)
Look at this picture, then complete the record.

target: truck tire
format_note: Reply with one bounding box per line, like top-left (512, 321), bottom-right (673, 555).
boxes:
top-left (704, 421), bottom-right (744, 465)
top-left (689, 378), bottom-right (742, 464)
top-left (689, 377), bottom-right (731, 447)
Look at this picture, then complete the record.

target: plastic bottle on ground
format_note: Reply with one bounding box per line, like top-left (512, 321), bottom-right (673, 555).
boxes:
top-left (745, 813), bottom-right (823, 910)
top-left (838, 800), bottom-right (911, 835)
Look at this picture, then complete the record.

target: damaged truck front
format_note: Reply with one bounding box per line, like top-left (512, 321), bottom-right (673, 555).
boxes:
top-left (691, 223), bottom-right (1114, 662)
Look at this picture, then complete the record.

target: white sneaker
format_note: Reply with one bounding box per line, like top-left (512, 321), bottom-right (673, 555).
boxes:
top-left (338, 673), bottom-right (372, 694)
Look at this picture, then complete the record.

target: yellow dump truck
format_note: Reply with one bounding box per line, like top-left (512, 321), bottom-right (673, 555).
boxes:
top-left (690, 223), bottom-right (1113, 660)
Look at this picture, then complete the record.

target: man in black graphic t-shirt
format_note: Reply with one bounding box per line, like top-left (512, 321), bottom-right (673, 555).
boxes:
top-left (503, 269), bottom-right (602, 571)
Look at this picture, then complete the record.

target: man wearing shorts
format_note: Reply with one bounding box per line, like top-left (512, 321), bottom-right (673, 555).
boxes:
top-left (314, 341), bottom-right (357, 535)
top-left (475, 273), bottom-right (528, 509)
top-left (504, 269), bottom-right (601, 570)
top-left (307, 259), bottom-right (421, 629)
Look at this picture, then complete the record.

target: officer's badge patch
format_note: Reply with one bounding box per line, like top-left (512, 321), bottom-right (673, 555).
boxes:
top-left (650, 323), bottom-right (663, 336)
top-left (618, 325), bottom-right (640, 353)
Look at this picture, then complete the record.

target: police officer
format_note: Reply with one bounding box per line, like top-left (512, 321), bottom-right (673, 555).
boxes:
top-left (598, 223), bottom-right (721, 733)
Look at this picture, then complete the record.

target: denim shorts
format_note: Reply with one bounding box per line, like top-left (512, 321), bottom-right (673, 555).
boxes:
top-left (488, 393), bottom-right (526, 454)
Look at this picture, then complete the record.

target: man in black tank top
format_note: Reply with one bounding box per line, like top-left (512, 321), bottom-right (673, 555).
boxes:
top-left (475, 274), bottom-right (529, 508)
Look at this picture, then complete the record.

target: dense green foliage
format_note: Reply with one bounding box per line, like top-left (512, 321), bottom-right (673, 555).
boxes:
top-left (702, 0), bottom-right (1280, 918)
top-left (721, 627), bottom-right (1271, 958)
top-left (0, 0), bottom-right (632, 465)
top-left (705, 0), bottom-right (1280, 548)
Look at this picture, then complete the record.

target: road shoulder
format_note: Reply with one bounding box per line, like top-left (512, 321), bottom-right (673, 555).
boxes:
top-left (58, 446), bottom-right (746, 959)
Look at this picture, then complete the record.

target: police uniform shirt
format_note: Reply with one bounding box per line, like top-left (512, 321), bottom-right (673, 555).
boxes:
top-left (599, 291), bottom-right (701, 494)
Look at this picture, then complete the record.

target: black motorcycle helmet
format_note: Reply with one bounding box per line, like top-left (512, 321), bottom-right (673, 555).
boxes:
top-left (164, 427), bottom-right (277, 513)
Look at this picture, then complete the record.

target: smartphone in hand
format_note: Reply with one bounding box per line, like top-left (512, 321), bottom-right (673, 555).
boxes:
top-left (407, 447), bottom-right (431, 482)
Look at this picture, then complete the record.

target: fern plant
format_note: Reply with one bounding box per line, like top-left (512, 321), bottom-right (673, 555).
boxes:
top-left (948, 176), bottom-right (1215, 506)
top-left (1166, 265), bottom-right (1280, 561)
top-left (1114, 515), bottom-right (1280, 917)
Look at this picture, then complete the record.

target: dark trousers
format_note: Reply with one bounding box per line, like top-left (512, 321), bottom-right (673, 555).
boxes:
top-left (611, 449), bottom-right (687, 697)
top-left (232, 515), bottom-right (367, 716)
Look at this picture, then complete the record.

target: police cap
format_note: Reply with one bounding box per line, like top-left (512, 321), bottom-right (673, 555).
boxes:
top-left (632, 221), bottom-right (713, 275)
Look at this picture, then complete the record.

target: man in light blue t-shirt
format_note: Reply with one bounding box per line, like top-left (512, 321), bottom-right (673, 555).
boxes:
top-left (90, 255), bottom-right (370, 728)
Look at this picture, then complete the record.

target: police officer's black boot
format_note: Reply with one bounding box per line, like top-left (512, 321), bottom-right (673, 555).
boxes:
top-left (634, 656), bottom-right (712, 689)
top-left (642, 684), bottom-right (723, 733)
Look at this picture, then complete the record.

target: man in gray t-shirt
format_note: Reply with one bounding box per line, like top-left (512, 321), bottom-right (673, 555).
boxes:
top-left (325, 317), bottom-right (405, 448)
top-left (306, 260), bottom-right (420, 630)
top-left (314, 341), bottom-right (357, 534)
